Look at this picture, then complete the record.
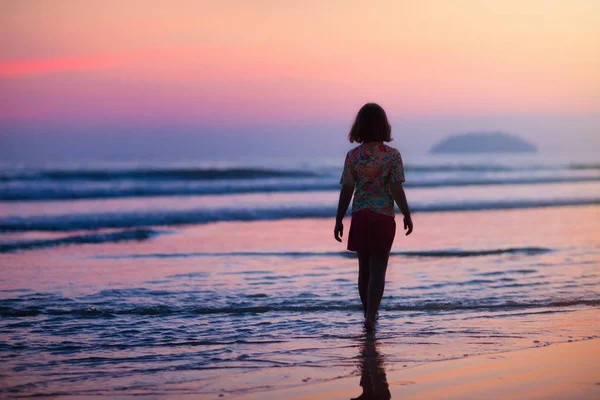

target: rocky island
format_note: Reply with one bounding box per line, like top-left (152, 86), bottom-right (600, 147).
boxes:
top-left (430, 132), bottom-right (537, 154)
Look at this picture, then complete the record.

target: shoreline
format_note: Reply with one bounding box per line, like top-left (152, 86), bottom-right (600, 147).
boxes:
top-left (2, 205), bottom-right (598, 399)
top-left (236, 338), bottom-right (600, 400)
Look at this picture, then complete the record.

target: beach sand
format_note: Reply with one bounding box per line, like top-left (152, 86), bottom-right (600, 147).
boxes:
top-left (237, 339), bottom-right (600, 400)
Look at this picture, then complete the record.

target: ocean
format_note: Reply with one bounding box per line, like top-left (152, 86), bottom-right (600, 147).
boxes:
top-left (1, 152), bottom-right (599, 398)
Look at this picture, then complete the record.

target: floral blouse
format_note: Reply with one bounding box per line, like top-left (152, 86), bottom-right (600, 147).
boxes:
top-left (339, 142), bottom-right (405, 217)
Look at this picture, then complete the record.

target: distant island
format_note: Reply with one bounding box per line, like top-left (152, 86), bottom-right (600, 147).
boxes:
top-left (430, 132), bottom-right (537, 154)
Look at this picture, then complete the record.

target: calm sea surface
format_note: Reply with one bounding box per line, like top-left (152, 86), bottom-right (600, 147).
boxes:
top-left (1, 153), bottom-right (599, 397)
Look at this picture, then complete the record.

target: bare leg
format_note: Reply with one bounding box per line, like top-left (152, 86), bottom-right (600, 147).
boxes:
top-left (365, 252), bottom-right (390, 330)
top-left (357, 251), bottom-right (371, 317)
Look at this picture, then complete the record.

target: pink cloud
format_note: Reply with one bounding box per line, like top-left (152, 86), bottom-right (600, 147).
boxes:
top-left (0, 55), bottom-right (117, 77)
top-left (0, 50), bottom-right (171, 77)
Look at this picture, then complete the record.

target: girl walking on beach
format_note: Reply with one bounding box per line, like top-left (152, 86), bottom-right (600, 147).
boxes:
top-left (334, 103), bottom-right (413, 331)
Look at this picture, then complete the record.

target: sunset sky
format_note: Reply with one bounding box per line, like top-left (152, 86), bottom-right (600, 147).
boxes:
top-left (2, 0), bottom-right (599, 160)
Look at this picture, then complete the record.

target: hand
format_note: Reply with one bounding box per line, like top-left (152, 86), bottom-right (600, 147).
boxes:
top-left (334, 220), bottom-right (344, 242)
top-left (403, 215), bottom-right (413, 236)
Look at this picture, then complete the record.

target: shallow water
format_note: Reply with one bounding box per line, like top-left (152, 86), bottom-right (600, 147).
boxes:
top-left (1, 206), bottom-right (599, 398)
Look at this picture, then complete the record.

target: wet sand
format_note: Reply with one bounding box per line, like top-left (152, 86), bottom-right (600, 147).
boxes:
top-left (237, 338), bottom-right (600, 400)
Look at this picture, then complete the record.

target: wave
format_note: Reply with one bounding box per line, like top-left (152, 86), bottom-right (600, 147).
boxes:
top-left (96, 247), bottom-right (553, 260)
top-left (1, 198), bottom-right (598, 232)
top-left (2, 175), bottom-right (599, 201)
top-left (0, 229), bottom-right (163, 253)
top-left (399, 247), bottom-right (552, 257)
top-left (570, 163), bottom-right (600, 170)
top-left (0, 167), bottom-right (318, 182)
top-left (1, 298), bottom-right (598, 318)
top-left (3, 162), bottom-right (597, 183)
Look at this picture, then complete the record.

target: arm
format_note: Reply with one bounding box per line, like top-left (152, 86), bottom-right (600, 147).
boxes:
top-left (390, 182), bottom-right (413, 235)
top-left (334, 185), bottom-right (354, 242)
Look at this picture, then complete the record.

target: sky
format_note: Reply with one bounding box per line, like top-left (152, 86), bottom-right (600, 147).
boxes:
top-left (1, 0), bottom-right (599, 162)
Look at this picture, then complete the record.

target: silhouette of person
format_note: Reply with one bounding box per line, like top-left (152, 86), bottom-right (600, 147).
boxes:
top-left (335, 103), bottom-right (413, 332)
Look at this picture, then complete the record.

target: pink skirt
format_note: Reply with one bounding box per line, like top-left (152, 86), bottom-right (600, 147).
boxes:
top-left (347, 209), bottom-right (396, 253)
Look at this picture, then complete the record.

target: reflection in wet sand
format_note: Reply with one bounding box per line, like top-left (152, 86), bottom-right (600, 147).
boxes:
top-left (352, 333), bottom-right (391, 400)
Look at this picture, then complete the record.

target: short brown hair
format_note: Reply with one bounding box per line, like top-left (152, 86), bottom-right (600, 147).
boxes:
top-left (348, 103), bottom-right (392, 143)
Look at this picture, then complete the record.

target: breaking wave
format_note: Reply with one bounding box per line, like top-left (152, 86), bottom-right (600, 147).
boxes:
top-left (0, 167), bottom-right (317, 182)
top-left (2, 176), bottom-right (599, 201)
top-left (1, 198), bottom-right (598, 232)
top-left (96, 247), bottom-right (553, 260)
top-left (1, 298), bottom-right (598, 318)
top-left (0, 229), bottom-right (164, 253)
